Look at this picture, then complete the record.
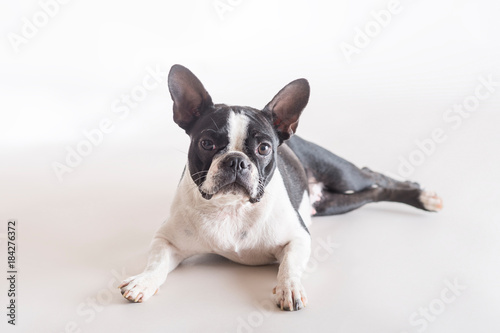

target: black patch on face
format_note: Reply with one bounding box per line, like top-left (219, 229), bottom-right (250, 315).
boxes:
top-left (187, 105), bottom-right (280, 202)
top-left (187, 106), bottom-right (231, 197)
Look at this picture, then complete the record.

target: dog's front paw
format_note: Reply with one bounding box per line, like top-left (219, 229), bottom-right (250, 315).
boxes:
top-left (118, 273), bottom-right (159, 303)
top-left (273, 278), bottom-right (307, 311)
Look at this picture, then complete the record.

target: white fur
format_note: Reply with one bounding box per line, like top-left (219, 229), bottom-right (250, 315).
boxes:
top-left (162, 168), bottom-right (310, 264)
top-left (308, 178), bottom-right (323, 204)
top-left (419, 190), bottom-right (443, 212)
top-left (298, 191), bottom-right (312, 227)
top-left (308, 178), bottom-right (324, 216)
top-left (227, 111), bottom-right (249, 151)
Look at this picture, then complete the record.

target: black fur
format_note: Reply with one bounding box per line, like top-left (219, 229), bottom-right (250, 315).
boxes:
top-left (286, 136), bottom-right (429, 215)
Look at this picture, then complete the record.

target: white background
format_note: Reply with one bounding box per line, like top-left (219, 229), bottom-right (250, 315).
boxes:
top-left (1, 0), bottom-right (500, 332)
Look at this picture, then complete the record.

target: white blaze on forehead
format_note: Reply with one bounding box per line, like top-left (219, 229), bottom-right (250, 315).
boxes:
top-left (227, 111), bottom-right (249, 152)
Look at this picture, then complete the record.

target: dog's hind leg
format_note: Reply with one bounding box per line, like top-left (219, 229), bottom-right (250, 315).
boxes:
top-left (285, 136), bottom-right (442, 216)
top-left (311, 176), bottom-right (442, 216)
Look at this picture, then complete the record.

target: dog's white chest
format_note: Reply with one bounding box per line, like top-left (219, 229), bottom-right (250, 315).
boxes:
top-left (191, 198), bottom-right (274, 263)
top-left (168, 169), bottom-right (307, 265)
top-left (199, 202), bottom-right (251, 252)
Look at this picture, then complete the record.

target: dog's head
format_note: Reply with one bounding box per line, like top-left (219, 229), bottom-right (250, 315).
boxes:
top-left (168, 64), bottom-right (309, 203)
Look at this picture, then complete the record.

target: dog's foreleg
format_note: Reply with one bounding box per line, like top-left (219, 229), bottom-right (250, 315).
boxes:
top-left (273, 237), bottom-right (311, 311)
top-left (119, 236), bottom-right (184, 303)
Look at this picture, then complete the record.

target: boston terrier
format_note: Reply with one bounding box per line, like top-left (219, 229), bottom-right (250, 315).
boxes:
top-left (119, 64), bottom-right (443, 311)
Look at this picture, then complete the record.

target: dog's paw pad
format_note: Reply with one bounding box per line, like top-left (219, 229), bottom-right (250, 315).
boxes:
top-left (273, 279), bottom-right (307, 311)
top-left (119, 273), bottom-right (159, 303)
top-left (419, 190), bottom-right (443, 212)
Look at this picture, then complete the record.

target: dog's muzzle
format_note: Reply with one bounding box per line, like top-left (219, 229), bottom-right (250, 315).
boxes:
top-left (199, 152), bottom-right (260, 202)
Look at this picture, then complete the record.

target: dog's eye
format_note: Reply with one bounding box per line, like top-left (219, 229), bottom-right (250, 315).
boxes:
top-left (257, 143), bottom-right (272, 156)
top-left (200, 139), bottom-right (216, 151)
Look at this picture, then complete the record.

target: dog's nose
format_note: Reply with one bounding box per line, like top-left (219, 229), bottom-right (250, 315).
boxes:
top-left (224, 155), bottom-right (250, 173)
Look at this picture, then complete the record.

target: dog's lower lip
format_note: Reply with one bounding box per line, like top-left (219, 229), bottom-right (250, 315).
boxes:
top-left (221, 182), bottom-right (247, 194)
top-left (223, 183), bottom-right (242, 189)
top-left (203, 182), bottom-right (253, 199)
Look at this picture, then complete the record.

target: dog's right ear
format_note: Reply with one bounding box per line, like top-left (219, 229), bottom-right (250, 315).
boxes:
top-left (168, 64), bottom-right (214, 132)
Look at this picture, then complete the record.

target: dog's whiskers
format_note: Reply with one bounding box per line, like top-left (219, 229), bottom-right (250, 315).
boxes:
top-left (191, 171), bottom-right (209, 178)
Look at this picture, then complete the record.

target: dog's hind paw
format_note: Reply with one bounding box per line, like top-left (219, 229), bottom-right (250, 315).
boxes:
top-left (419, 190), bottom-right (443, 212)
top-left (119, 273), bottom-right (159, 303)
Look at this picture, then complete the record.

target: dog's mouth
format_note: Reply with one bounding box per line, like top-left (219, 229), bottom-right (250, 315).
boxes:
top-left (220, 182), bottom-right (246, 194)
top-left (199, 181), bottom-right (261, 203)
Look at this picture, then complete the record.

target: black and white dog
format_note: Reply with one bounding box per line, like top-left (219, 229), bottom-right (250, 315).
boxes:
top-left (119, 65), bottom-right (442, 311)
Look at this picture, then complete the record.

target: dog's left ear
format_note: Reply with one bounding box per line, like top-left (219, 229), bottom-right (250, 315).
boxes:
top-left (263, 78), bottom-right (310, 143)
top-left (168, 64), bottom-right (214, 133)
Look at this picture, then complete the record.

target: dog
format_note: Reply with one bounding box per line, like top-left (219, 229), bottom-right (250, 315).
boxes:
top-left (119, 64), bottom-right (443, 311)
